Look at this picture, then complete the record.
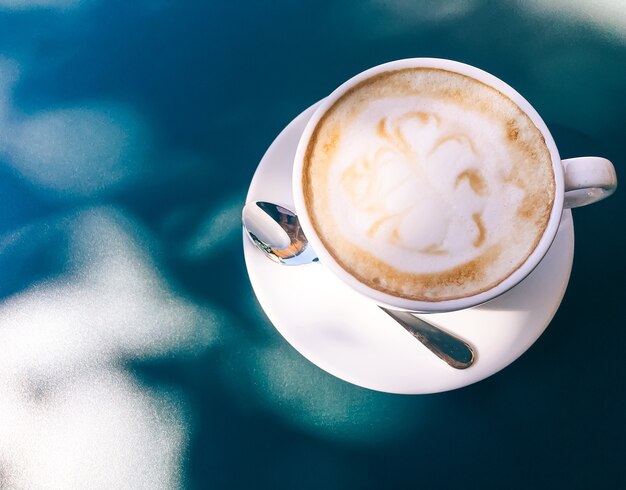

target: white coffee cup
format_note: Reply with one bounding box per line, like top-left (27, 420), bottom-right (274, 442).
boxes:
top-left (292, 58), bottom-right (617, 313)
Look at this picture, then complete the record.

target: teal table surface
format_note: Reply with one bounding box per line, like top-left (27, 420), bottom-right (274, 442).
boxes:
top-left (0, 1), bottom-right (624, 489)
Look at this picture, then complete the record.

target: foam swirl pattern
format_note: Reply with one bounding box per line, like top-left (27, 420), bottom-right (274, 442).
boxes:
top-left (303, 68), bottom-right (555, 301)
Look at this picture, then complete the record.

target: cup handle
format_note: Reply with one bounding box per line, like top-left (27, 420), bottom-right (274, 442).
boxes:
top-left (562, 157), bottom-right (617, 209)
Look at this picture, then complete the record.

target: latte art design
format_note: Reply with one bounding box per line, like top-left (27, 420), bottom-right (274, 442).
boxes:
top-left (303, 68), bottom-right (555, 301)
top-left (339, 111), bottom-right (489, 258)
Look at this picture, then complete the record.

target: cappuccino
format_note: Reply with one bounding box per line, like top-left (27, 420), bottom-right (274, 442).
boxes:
top-left (302, 68), bottom-right (555, 301)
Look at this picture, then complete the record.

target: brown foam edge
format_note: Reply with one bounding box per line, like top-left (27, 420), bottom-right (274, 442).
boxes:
top-left (302, 67), bottom-right (555, 302)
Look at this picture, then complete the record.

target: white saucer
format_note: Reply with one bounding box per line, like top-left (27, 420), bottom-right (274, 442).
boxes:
top-left (243, 102), bottom-right (574, 394)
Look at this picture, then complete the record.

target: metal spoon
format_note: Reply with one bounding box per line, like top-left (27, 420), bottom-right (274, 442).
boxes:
top-left (242, 201), bottom-right (475, 369)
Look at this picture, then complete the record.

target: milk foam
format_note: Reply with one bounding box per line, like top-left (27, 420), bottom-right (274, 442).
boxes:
top-left (303, 68), bottom-right (555, 301)
top-left (329, 96), bottom-right (525, 273)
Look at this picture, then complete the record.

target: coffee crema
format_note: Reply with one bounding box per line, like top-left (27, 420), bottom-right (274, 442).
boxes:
top-left (302, 68), bottom-right (555, 301)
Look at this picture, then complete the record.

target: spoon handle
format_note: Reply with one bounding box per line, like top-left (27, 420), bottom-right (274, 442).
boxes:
top-left (381, 308), bottom-right (474, 369)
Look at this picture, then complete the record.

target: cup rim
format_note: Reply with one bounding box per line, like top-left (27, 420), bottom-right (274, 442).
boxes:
top-left (292, 57), bottom-right (564, 313)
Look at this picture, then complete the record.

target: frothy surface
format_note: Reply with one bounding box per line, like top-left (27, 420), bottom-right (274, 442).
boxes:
top-left (303, 68), bottom-right (555, 301)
